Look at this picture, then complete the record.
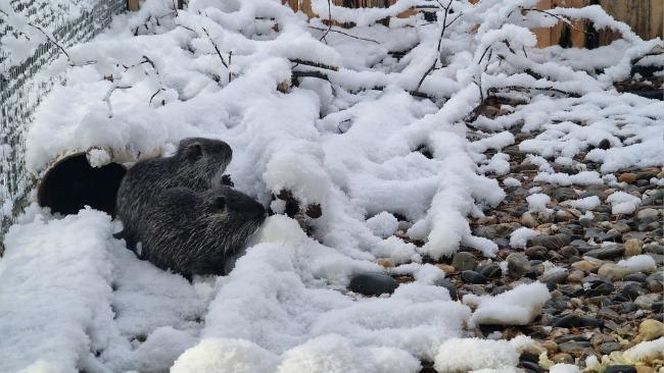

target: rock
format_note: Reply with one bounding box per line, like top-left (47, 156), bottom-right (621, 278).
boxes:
top-left (636, 208), bottom-right (659, 224)
top-left (541, 270), bottom-right (568, 286)
top-left (529, 233), bottom-right (571, 250)
top-left (598, 341), bottom-right (621, 354)
top-left (567, 270), bottom-right (585, 283)
top-left (624, 239), bottom-right (643, 256)
top-left (619, 172), bottom-right (637, 184)
top-left (619, 302), bottom-right (637, 313)
top-left (621, 283), bottom-right (645, 300)
top-left (570, 239), bottom-right (595, 253)
top-left (434, 278), bottom-right (458, 300)
top-left (633, 319), bottom-right (664, 343)
top-left (551, 314), bottom-right (603, 328)
top-left (452, 252), bottom-right (477, 271)
top-left (549, 187), bottom-right (577, 202)
top-left (583, 279), bottom-right (615, 296)
top-left (604, 365), bottom-right (636, 373)
top-left (554, 209), bottom-right (575, 223)
top-left (635, 366), bottom-right (656, 373)
top-left (560, 245), bottom-right (579, 259)
top-left (558, 340), bottom-right (591, 354)
top-left (634, 294), bottom-right (661, 310)
top-left (525, 245), bottom-right (548, 260)
top-left (349, 272), bottom-right (398, 296)
top-left (506, 253), bottom-right (531, 277)
top-left (436, 264), bottom-right (456, 274)
top-left (643, 243), bottom-right (664, 255)
top-left (376, 258), bottom-right (395, 268)
top-left (598, 263), bottom-right (634, 280)
top-left (645, 272), bottom-right (663, 292)
top-left (477, 263), bottom-right (502, 279)
top-left (519, 360), bottom-right (545, 373)
top-left (653, 300), bottom-right (664, 313)
top-left (585, 244), bottom-right (625, 260)
top-left (521, 212), bottom-right (539, 228)
top-left (624, 272), bottom-right (647, 282)
top-left (598, 138), bottom-right (611, 150)
top-left (551, 353), bottom-right (574, 364)
top-left (572, 259), bottom-right (602, 272)
top-left (579, 215), bottom-right (594, 227)
top-left (460, 270), bottom-right (488, 284)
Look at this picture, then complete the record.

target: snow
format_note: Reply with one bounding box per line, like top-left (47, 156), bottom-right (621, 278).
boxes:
top-left (606, 191), bottom-right (642, 215)
top-left (3, 0), bottom-right (664, 370)
top-left (549, 364), bottom-right (582, 373)
top-left (509, 227), bottom-right (539, 249)
top-left (623, 337), bottom-right (664, 362)
top-left (616, 255), bottom-right (657, 273)
top-left (463, 282), bottom-right (551, 327)
top-left (526, 193), bottom-right (552, 214)
top-left (560, 195), bottom-right (601, 210)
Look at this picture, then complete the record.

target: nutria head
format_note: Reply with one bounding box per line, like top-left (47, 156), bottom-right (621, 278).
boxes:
top-left (174, 137), bottom-right (233, 187)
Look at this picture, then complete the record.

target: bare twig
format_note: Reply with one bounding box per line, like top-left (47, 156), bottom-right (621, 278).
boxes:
top-left (415, 0), bottom-right (462, 91)
top-left (289, 59), bottom-right (339, 71)
top-left (0, 8), bottom-right (71, 61)
top-left (308, 26), bottom-right (380, 44)
top-left (489, 85), bottom-right (580, 98)
top-left (104, 84), bottom-right (132, 118)
top-left (319, 0), bottom-right (332, 43)
top-left (149, 88), bottom-right (166, 104)
top-left (201, 27), bottom-right (229, 69)
top-left (228, 51), bottom-right (233, 82)
top-left (522, 8), bottom-right (591, 35)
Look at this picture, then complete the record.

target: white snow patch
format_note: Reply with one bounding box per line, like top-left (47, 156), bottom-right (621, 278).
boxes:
top-left (560, 195), bottom-right (600, 210)
top-left (463, 282), bottom-right (551, 327)
top-left (616, 255), bottom-right (657, 273)
top-left (606, 191), bottom-right (641, 214)
top-left (509, 227), bottom-right (539, 249)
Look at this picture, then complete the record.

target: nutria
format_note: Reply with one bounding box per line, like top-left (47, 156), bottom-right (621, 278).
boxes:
top-left (138, 186), bottom-right (266, 277)
top-left (115, 137), bottom-right (232, 248)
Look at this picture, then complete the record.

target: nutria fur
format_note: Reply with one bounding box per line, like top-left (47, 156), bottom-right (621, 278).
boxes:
top-left (139, 186), bottom-right (266, 277)
top-left (115, 138), bottom-right (232, 248)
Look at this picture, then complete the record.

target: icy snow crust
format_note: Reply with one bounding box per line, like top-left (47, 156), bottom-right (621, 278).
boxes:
top-left (3, 0), bottom-right (664, 371)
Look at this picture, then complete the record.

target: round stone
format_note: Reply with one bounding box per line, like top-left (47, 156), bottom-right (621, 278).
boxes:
top-left (433, 278), bottom-right (458, 300)
top-left (506, 252), bottom-right (531, 277)
top-left (624, 238), bottom-right (643, 257)
top-left (460, 270), bottom-right (488, 284)
top-left (604, 365), bottom-right (636, 373)
top-left (452, 252), bottom-right (477, 272)
top-left (348, 272), bottom-right (398, 296)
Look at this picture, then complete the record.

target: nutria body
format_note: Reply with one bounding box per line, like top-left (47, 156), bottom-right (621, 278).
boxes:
top-left (115, 138), bottom-right (232, 248)
top-left (139, 186), bottom-right (266, 277)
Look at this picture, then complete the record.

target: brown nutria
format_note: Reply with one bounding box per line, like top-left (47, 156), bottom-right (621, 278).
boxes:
top-left (115, 137), bottom-right (232, 249)
top-left (138, 186), bottom-right (266, 277)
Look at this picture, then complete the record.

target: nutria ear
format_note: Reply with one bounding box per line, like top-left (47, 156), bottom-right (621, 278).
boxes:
top-left (184, 143), bottom-right (203, 160)
top-left (212, 196), bottom-right (226, 210)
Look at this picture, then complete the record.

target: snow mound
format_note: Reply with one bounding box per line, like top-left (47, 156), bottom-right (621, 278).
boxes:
top-left (434, 336), bottom-right (539, 372)
top-left (606, 191), bottom-right (641, 214)
top-left (509, 227), bottom-right (539, 249)
top-left (463, 282), bottom-right (550, 327)
top-left (0, 208), bottom-right (114, 373)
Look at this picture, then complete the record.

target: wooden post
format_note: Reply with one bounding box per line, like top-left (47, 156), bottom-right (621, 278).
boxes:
top-left (127, 0), bottom-right (140, 11)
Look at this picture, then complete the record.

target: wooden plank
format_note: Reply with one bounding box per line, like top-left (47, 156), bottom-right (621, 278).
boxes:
top-left (127, 0), bottom-right (140, 11)
top-left (599, 0), bottom-right (661, 41)
top-left (649, 0), bottom-right (663, 39)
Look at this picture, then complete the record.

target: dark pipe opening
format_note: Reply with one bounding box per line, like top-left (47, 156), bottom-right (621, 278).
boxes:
top-left (38, 153), bottom-right (126, 217)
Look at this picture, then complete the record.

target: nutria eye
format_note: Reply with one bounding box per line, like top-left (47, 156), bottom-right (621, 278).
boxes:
top-left (185, 143), bottom-right (203, 160)
top-left (213, 196), bottom-right (226, 210)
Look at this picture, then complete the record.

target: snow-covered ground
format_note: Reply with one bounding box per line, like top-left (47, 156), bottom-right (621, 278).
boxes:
top-left (1, 0), bottom-right (663, 371)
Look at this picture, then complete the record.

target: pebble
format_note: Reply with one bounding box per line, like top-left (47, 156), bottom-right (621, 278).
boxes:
top-left (604, 365), bottom-right (636, 373)
top-left (618, 172), bottom-right (637, 184)
top-left (572, 259), bottom-right (602, 272)
top-left (540, 270), bottom-right (568, 286)
top-left (529, 233), bottom-right (571, 250)
top-left (477, 263), bottom-right (502, 279)
top-left (452, 252), bottom-right (477, 271)
top-left (461, 270), bottom-right (488, 284)
top-left (348, 272), bottom-right (398, 296)
top-left (570, 239), bottom-right (595, 253)
top-left (634, 294), bottom-right (660, 310)
top-left (506, 253), bottom-right (531, 276)
top-left (621, 283), bottom-right (645, 300)
top-left (643, 243), bottom-right (664, 255)
top-left (521, 212), bottom-right (539, 228)
top-left (434, 278), bottom-right (458, 300)
top-left (598, 341), bottom-right (621, 354)
top-left (624, 272), bottom-right (647, 282)
top-left (624, 238), bottom-right (643, 256)
top-left (598, 263), bottom-right (633, 280)
top-left (551, 353), bottom-right (574, 364)
top-left (525, 245), bottom-right (548, 260)
top-left (583, 279), bottom-right (614, 296)
top-left (551, 314), bottom-right (603, 328)
top-left (567, 270), bottom-right (585, 283)
top-left (560, 245), bottom-right (579, 258)
top-left (633, 319), bottom-right (664, 343)
top-left (558, 340), bottom-right (591, 354)
top-left (376, 258), bottom-right (395, 268)
top-left (585, 244), bottom-right (625, 260)
top-left (636, 208), bottom-right (659, 224)
top-left (645, 272), bottom-right (663, 292)
top-left (436, 264), bottom-right (456, 274)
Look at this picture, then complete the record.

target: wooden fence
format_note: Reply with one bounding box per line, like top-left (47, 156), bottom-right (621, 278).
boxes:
top-left (281, 0), bottom-right (664, 47)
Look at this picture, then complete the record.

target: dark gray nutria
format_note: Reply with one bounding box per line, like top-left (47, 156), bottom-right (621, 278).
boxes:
top-left (139, 186), bottom-right (266, 277)
top-left (115, 138), bottom-right (233, 249)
